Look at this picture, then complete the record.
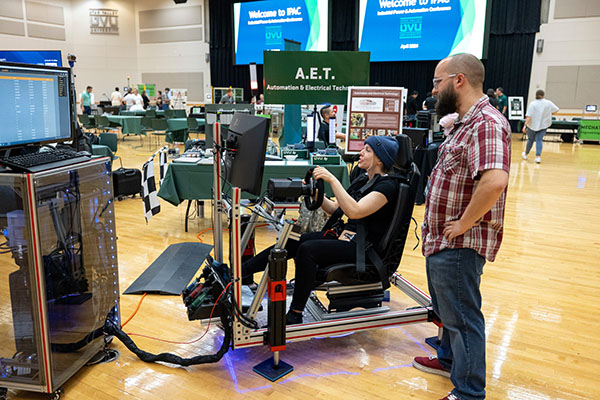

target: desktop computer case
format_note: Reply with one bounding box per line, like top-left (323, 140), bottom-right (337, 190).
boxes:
top-left (0, 158), bottom-right (120, 394)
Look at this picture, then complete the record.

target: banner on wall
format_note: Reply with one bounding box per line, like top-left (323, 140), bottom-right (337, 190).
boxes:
top-left (137, 84), bottom-right (156, 97)
top-left (264, 51), bottom-right (370, 105)
top-left (508, 96), bottom-right (524, 120)
top-left (345, 87), bottom-right (405, 154)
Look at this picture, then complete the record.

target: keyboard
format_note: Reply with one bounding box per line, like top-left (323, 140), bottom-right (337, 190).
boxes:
top-left (0, 150), bottom-right (91, 173)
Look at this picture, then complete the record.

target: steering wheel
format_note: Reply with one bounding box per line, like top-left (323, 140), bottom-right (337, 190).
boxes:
top-left (304, 169), bottom-right (324, 211)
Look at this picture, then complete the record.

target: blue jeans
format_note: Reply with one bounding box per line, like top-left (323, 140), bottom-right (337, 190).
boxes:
top-left (426, 248), bottom-right (486, 400)
top-left (525, 127), bottom-right (545, 156)
top-left (83, 105), bottom-right (92, 115)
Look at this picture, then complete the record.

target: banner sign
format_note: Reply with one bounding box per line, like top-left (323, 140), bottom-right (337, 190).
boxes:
top-left (508, 96), bottom-right (524, 120)
top-left (345, 86), bottom-right (405, 154)
top-left (579, 119), bottom-right (600, 141)
top-left (264, 51), bottom-right (370, 104)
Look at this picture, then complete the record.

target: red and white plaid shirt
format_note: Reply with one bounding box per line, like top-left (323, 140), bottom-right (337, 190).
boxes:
top-left (423, 96), bottom-right (511, 261)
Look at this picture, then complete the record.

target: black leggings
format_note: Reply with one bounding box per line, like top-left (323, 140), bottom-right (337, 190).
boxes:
top-left (242, 231), bottom-right (357, 311)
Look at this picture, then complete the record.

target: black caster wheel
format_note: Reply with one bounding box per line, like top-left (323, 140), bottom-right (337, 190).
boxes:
top-left (49, 388), bottom-right (63, 400)
top-left (0, 387), bottom-right (7, 400)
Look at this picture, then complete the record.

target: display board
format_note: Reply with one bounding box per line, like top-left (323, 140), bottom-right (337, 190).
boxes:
top-left (264, 51), bottom-right (370, 104)
top-left (0, 50), bottom-right (62, 66)
top-left (358, 0), bottom-right (490, 62)
top-left (345, 86), bottom-right (405, 153)
top-left (171, 88), bottom-right (188, 109)
top-left (508, 96), bottom-right (524, 120)
top-left (233, 0), bottom-right (328, 64)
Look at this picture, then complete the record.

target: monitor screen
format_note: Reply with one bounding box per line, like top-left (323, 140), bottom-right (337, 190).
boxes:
top-left (233, 0), bottom-right (329, 65)
top-left (225, 114), bottom-right (270, 195)
top-left (358, 0), bottom-right (490, 62)
top-left (0, 62), bottom-right (72, 148)
top-left (0, 50), bottom-right (62, 66)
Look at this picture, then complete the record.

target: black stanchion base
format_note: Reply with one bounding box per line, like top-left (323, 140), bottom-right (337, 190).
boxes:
top-left (253, 357), bottom-right (294, 381)
top-left (425, 336), bottom-right (441, 351)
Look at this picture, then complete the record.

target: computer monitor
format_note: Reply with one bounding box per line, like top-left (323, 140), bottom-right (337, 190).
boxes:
top-left (0, 62), bottom-right (73, 149)
top-left (224, 114), bottom-right (270, 196)
top-left (0, 50), bottom-right (62, 66)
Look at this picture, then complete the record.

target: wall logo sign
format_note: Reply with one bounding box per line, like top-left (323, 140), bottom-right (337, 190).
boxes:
top-left (90, 9), bottom-right (119, 34)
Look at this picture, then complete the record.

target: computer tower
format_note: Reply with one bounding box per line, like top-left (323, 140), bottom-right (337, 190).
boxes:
top-left (0, 158), bottom-right (120, 396)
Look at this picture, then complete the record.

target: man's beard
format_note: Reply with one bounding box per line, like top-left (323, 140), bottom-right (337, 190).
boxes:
top-left (435, 85), bottom-right (458, 117)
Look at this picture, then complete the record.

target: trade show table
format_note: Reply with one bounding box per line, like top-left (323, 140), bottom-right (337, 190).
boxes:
top-left (119, 109), bottom-right (187, 118)
top-left (106, 115), bottom-right (144, 135)
top-left (518, 119), bottom-right (579, 142)
top-left (158, 158), bottom-right (350, 206)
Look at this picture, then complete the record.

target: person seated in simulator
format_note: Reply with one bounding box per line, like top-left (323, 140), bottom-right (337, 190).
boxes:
top-left (242, 135), bottom-right (400, 325)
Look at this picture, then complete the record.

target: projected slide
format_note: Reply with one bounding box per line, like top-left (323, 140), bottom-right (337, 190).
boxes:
top-left (234, 0), bottom-right (328, 65)
top-left (0, 50), bottom-right (62, 66)
top-left (358, 0), bottom-right (489, 62)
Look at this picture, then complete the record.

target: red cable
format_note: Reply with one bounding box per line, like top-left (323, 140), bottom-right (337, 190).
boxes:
top-left (126, 282), bottom-right (233, 344)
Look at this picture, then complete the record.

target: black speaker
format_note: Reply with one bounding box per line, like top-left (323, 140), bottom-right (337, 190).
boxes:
top-left (174, 0), bottom-right (187, 3)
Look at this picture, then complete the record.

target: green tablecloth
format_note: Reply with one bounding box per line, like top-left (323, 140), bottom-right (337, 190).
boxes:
top-left (119, 110), bottom-right (146, 116)
top-left (107, 115), bottom-right (143, 135)
top-left (518, 119), bottom-right (579, 132)
top-left (158, 159), bottom-right (350, 206)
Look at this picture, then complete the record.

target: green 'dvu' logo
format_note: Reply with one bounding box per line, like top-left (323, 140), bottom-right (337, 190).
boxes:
top-left (400, 17), bottom-right (422, 39)
top-left (265, 26), bottom-right (282, 45)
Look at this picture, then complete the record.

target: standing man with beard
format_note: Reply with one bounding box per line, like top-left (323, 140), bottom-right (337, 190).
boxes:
top-left (412, 54), bottom-right (511, 400)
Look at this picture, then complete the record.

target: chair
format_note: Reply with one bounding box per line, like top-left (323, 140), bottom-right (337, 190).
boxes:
top-left (311, 134), bottom-right (420, 314)
top-left (151, 118), bottom-right (168, 146)
top-left (99, 132), bottom-right (118, 153)
top-left (187, 117), bottom-right (200, 133)
top-left (141, 116), bottom-right (154, 136)
top-left (146, 109), bottom-right (156, 118)
top-left (94, 115), bottom-right (113, 133)
top-left (78, 114), bottom-right (95, 131)
top-left (164, 109), bottom-right (174, 119)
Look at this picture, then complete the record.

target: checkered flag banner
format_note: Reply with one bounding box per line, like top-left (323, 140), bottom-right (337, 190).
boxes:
top-left (159, 149), bottom-right (167, 185)
top-left (141, 146), bottom-right (168, 222)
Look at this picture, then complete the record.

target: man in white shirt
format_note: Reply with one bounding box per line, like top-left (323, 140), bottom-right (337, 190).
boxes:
top-left (110, 87), bottom-right (122, 107)
top-left (522, 89), bottom-right (559, 163)
top-left (123, 87), bottom-right (144, 111)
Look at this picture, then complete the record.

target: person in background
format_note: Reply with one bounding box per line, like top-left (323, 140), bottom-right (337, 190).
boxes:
top-left (162, 88), bottom-right (172, 108)
top-left (220, 88), bottom-right (235, 104)
top-left (522, 89), bottom-right (559, 163)
top-left (487, 88), bottom-right (499, 109)
top-left (256, 93), bottom-right (264, 105)
top-left (250, 96), bottom-right (256, 105)
top-left (123, 87), bottom-right (143, 111)
top-left (156, 96), bottom-right (165, 110)
top-left (80, 86), bottom-right (93, 115)
top-left (141, 90), bottom-right (150, 109)
top-left (414, 53), bottom-right (511, 400)
top-left (405, 90), bottom-right (420, 124)
top-left (423, 91), bottom-right (437, 111)
top-left (317, 105), bottom-right (345, 145)
top-left (496, 87), bottom-right (508, 117)
top-left (110, 87), bottom-right (122, 107)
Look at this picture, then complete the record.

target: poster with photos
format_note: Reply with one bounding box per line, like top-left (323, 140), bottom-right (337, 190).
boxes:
top-left (344, 86), bottom-right (405, 154)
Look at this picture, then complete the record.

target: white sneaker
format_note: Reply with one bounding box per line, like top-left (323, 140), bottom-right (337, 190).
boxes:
top-left (535, 157), bottom-right (541, 163)
top-left (521, 152), bottom-right (528, 160)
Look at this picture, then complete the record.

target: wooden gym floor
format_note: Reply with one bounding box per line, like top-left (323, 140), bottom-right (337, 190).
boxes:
top-left (4, 132), bottom-right (600, 399)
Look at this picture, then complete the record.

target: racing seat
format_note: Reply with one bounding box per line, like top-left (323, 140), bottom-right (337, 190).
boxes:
top-left (311, 134), bottom-right (420, 315)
